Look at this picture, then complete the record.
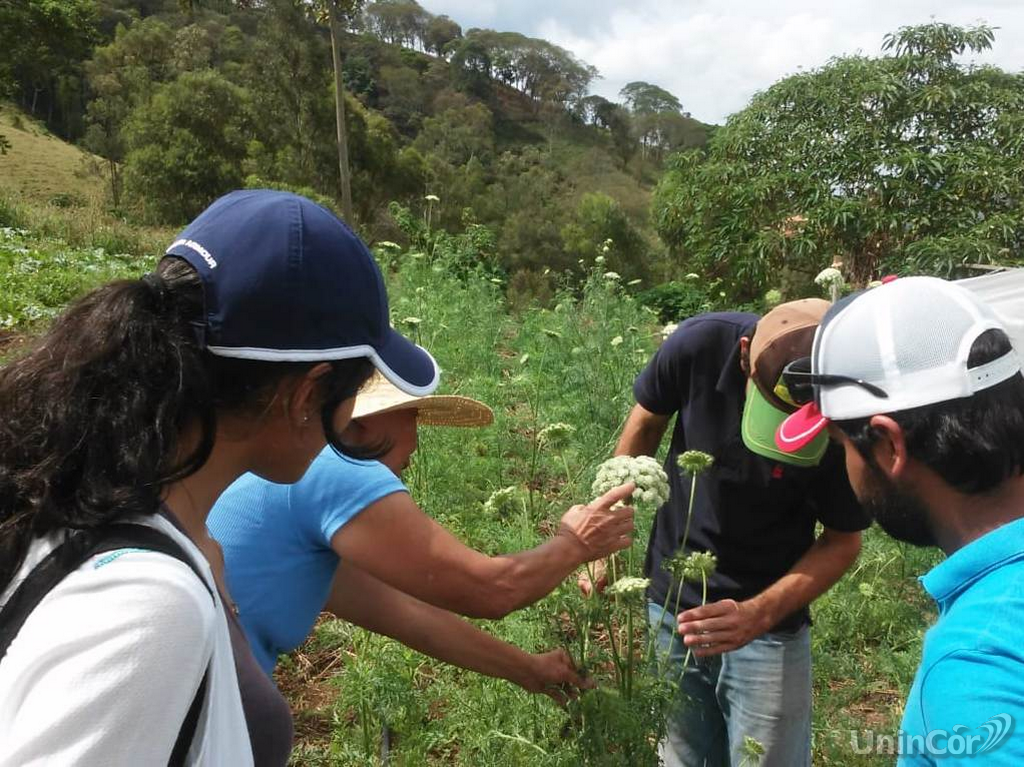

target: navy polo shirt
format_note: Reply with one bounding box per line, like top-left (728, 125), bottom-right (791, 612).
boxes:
top-left (636, 312), bottom-right (869, 632)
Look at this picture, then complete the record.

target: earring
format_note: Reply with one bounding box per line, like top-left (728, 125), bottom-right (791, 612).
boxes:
top-left (303, 413), bottom-right (310, 424)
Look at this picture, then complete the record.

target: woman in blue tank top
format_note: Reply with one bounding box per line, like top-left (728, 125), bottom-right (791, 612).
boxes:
top-left (209, 374), bottom-right (637, 702)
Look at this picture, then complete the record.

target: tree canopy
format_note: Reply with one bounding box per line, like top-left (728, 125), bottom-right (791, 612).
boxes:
top-left (653, 22), bottom-right (1024, 300)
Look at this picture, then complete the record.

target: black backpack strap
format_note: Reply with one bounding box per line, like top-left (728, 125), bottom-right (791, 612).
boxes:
top-left (170, 666), bottom-right (209, 767)
top-left (0, 523), bottom-right (215, 766)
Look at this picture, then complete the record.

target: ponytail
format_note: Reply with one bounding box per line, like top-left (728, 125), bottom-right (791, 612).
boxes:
top-left (0, 259), bottom-right (213, 586)
top-left (0, 257), bottom-right (374, 587)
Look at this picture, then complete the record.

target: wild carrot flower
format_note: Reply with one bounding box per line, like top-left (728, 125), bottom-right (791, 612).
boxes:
top-left (603, 271), bottom-right (621, 281)
top-left (606, 576), bottom-right (651, 599)
top-left (483, 486), bottom-right (524, 516)
top-left (661, 323), bottom-right (678, 339)
top-left (677, 450), bottom-right (714, 475)
top-left (815, 267), bottom-right (844, 291)
top-left (537, 422), bottom-right (576, 451)
top-left (592, 455), bottom-right (669, 507)
top-left (680, 551), bottom-right (717, 583)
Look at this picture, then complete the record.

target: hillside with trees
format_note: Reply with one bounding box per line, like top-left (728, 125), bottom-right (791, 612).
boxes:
top-left (0, 0), bottom-right (713, 297)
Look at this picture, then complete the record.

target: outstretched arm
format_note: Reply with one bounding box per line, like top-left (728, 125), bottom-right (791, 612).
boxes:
top-left (325, 560), bottom-right (588, 703)
top-left (333, 483), bottom-right (635, 620)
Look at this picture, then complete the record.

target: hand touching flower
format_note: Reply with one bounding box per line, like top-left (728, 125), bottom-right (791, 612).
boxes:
top-left (592, 455), bottom-right (669, 508)
top-left (559, 483), bottom-right (636, 562)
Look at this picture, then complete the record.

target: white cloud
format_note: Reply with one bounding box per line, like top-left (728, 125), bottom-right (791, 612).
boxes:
top-left (422, 0), bottom-right (1024, 123)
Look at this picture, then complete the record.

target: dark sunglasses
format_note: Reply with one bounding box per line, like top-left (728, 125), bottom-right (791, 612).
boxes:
top-left (781, 356), bottom-right (889, 406)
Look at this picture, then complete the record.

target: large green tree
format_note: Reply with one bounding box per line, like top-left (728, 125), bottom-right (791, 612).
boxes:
top-left (423, 14), bottom-right (461, 58)
top-left (83, 18), bottom-right (177, 209)
top-left (653, 23), bottom-right (1024, 300)
top-left (0, 0), bottom-right (97, 131)
top-left (123, 69), bottom-right (249, 222)
top-left (242, 0), bottom-right (334, 193)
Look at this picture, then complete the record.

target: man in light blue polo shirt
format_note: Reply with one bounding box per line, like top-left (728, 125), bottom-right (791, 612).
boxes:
top-left (774, 277), bottom-right (1024, 764)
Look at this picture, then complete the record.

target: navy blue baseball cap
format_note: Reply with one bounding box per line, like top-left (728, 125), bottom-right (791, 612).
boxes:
top-left (164, 189), bottom-right (439, 396)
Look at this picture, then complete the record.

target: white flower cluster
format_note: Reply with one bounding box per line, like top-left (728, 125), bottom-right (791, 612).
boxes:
top-left (661, 323), bottom-right (679, 339)
top-left (677, 450), bottom-right (714, 475)
top-left (483, 486), bottom-right (524, 516)
top-left (814, 267), bottom-right (844, 290)
top-left (605, 576), bottom-right (651, 597)
top-left (537, 422), bottom-right (576, 451)
top-left (592, 455), bottom-right (669, 507)
top-left (663, 550), bottom-right (718, 583)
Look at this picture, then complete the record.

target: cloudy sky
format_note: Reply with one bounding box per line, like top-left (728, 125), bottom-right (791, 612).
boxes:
top-left (420, 1), bottom-right (1024, 124)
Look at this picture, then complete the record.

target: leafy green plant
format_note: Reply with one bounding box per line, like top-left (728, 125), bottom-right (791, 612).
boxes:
top-left (653, 23), bottom-right (1024, 301)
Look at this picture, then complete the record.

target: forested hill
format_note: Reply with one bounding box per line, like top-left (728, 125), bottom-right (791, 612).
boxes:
top-left (0, 0), bottom-right (713, 290)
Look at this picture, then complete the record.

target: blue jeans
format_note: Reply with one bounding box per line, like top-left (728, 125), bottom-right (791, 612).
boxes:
top-left (647, 601), bottom-right (812, 767)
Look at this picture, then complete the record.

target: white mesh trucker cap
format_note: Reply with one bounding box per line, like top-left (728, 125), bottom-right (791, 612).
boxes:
top-left (775, 276), bottom-right (1021, 453)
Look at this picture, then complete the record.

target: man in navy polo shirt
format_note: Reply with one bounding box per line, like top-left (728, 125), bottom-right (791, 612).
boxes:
top-left (777, 277), bottom-right (1024, 765)
top-left (615, 299), bottom-right (870, 766)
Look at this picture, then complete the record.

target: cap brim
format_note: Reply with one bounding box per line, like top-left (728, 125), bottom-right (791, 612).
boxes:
top-left (775, 402), bottom-right (830, 454)
top-left (371, 328), bottom-right (440, 396)
top-left (353, 394), bottom-right (493, 427)
top-left (743, 382), bottom-right (828, 467)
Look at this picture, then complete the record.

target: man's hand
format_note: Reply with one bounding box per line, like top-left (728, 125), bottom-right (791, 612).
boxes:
top-left (558, 482), bottom-right (635, 563)
top-left (516, 649), bottom-right (594, 705)
top-left (577, 558), bottom-right (608, 597)
top-left (676, 598), bottom-right (770, 657)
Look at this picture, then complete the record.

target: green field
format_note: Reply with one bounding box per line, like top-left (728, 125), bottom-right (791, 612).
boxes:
top-left (0, 188), bottom-right (940, 764)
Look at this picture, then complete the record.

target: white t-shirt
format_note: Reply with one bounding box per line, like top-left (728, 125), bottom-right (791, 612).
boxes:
top-left (0, 514), bottom-right (253, 766)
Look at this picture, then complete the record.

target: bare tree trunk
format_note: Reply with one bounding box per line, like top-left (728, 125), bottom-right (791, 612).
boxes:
top-left (108, 159), bottom-right (122, 211)
top-left (328, 3), bottom-right (354, 223)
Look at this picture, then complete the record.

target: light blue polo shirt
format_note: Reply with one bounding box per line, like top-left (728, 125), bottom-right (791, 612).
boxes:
top-left (898, 517), bottom-right (1024, 764)
top-left (208, 447), bottom-right (406, 674)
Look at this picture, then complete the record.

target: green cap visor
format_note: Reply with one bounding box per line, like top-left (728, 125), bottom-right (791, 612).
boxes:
top-left (741, 380), bottom-right (828, 467)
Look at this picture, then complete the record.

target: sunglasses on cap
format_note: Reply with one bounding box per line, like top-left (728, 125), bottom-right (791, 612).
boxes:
top-left (781, 356), bottom-right (889, 406)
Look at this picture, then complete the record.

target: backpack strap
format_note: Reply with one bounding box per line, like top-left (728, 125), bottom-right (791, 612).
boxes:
top-left (0, 523), bottom-right (215, 766)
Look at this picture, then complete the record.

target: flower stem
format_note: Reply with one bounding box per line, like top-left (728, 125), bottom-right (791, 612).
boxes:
top-left (625, 603), bottom-right (634, 700)
top-left (677, 572), bottom-right (708, 687)
top-left (681, 473), bottom-right (697, 553)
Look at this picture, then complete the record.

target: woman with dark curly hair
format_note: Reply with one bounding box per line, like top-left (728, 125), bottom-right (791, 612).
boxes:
top-left (0, 190), bottom-right (439, 767)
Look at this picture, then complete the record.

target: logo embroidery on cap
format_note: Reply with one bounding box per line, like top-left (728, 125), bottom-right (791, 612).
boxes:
top-left (168, 238), bottom-right (218, 269)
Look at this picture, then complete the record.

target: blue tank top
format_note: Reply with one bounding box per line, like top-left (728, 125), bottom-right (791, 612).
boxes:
top-left (208, 447), bottom-right (406, 673)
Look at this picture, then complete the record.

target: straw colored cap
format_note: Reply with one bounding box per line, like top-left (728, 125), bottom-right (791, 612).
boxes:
top-left (352, 373), bottom-right (494, 427)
